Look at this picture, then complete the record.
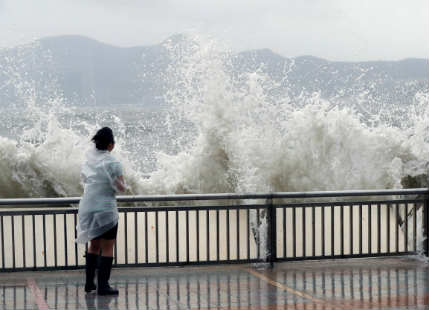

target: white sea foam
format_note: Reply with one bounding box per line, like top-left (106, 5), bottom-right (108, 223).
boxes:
top-left (142, 35), bottom-right (429, 196)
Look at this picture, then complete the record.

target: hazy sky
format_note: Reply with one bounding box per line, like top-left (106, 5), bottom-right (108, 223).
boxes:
top-left (0, 0), bottom-right (428, 61)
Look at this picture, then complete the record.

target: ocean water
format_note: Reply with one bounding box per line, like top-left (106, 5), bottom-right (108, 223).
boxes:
top-left (0, 35), bottom-right (428, 199)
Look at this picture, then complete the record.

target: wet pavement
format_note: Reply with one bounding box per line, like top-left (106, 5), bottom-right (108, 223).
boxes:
top-left (1, 257), bottom-right (428, 310)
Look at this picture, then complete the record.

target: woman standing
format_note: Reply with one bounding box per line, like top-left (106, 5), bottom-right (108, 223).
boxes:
top-left (77, 127), bottom-right (126, 295)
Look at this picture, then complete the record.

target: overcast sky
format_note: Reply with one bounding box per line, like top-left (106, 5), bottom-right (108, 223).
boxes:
top-left (0, 0), bottom-right (428, 61)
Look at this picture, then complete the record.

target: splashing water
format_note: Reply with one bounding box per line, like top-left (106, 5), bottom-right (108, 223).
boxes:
top-left (2, 36), bottom-right (428, 197)
top-left (142, 35), bottom-right (429, 196)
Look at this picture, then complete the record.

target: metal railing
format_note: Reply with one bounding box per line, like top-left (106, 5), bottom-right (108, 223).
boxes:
top-left (0, 189), bottom-right (428, 272)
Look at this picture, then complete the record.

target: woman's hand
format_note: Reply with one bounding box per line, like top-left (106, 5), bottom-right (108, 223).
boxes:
top-left (114, 176), bottom-right (127, 193)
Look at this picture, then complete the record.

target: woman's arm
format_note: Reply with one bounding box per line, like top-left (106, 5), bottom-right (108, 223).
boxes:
top-left (115, 176), bottom-right (127, 193)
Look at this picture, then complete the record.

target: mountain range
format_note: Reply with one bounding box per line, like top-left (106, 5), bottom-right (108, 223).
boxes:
top-left (0, 35), bottom-right (427, 107)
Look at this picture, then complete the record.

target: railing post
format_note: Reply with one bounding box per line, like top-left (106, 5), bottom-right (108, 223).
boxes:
top-left (267, 195), bottom-right (277, 268)
top-left (424, 195), bottom-right (429, 257)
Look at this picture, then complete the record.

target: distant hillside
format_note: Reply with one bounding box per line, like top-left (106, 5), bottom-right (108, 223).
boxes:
top-left (233, 49), bottom-right (428, 107)
top-left (0, 35), bottom-right (427, 107)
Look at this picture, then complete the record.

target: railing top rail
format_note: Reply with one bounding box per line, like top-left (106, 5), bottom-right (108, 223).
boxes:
top-left (0, 188), bottom-right (427, 206)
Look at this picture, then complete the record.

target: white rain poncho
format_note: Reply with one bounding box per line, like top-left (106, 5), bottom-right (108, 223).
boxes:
top-left (76, 147), bottom-right (123, 243)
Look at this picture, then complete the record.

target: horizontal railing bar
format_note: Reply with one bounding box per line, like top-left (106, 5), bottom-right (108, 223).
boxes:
top-left (0, 259), bottom-right (264, 273)
top-left (0, 210), bottom-right (77, 216)
top-left (115, 204), bottom-right (267, 213)
top-left (277, 251), bottom-right (417, 262)
top-left (0, 251), bottom-right (417, 273)
top-left (0, 188), bottom-right (427, 207)
top-left (275, 199), bottom-right (427, 208)
top-left (0, 206), bottom-right (79, 210)
top-left (0, 205), bottom-right (268, 215)
top-left (0, 198), bottom-right (81, 206)
top-left (271, 189), bottom-right (428, 199)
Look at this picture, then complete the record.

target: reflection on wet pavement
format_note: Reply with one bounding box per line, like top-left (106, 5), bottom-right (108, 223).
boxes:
top-left (1, 257), bottom-right (428, 310)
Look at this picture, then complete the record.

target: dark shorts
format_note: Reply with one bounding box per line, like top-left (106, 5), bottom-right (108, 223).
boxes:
top-left (92, 224), bottom-right (118, 240)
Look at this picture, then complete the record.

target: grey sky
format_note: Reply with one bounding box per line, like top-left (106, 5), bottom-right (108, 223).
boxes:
top-left (0, 0), bottom-right (428, 61)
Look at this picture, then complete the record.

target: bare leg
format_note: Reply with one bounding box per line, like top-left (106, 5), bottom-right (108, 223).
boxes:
top-left (88, 239), bottom-right (101, 255)
top-left (100, 239), bottom-right (116, 257)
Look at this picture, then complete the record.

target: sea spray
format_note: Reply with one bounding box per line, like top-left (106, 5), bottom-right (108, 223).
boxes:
top-left (1, 36), bottom-right (428, 197)
top-left (0, 42), bottom-right (145, 198)
top-left (143, 35), bottom-right (429, 196)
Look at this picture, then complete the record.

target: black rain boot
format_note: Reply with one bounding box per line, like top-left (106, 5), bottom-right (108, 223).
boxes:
top-left (97, 256), bottom-right (119, 296)
top-left (85, 252), bottom-right (98, 293)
